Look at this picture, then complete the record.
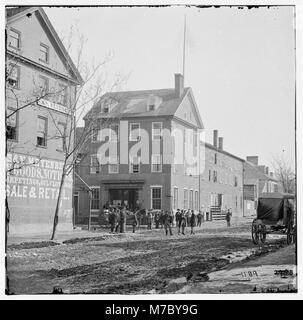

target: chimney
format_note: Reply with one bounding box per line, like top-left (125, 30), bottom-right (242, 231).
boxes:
top-left (213, 130), bottom-right (218, 148)
top-left (265, 167), bottom-right (269, 175)
top-left (175, 73), bottom-right (184, 98)
top-left (246, 156), bottom-right (258, 166)
top-left (218, 137), bottom-right (223, 150)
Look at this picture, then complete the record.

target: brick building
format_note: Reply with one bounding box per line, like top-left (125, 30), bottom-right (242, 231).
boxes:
top-left (243, 156), bottom-right (280, 216)
top-left (74, 74), bottom-right (203, 223)
top-left (200, 130), bottom-right (245, 220)
top-left (6, 7), bottom-right (82, 234)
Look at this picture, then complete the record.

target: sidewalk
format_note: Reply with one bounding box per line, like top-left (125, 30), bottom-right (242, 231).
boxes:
top-left (7, 216), bottom-right (253, 247)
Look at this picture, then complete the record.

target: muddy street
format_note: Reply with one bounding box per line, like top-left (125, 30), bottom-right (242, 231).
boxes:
top-left (6, 220), bottom-right (291, 295)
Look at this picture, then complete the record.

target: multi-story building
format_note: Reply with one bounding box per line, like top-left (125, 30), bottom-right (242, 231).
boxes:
top-left (243, 156), bottom-right (280, 216)
top-left (6, 7), bottom-right (82, 234)
top-left (200, 130), bottom-right (245, 220)
top-left (74, 74), bottom-right (203, 223)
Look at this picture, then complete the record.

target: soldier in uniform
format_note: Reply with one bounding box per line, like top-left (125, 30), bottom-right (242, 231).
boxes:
top-left (226, 208), bottom-right (232, 227)
top-left (197, 210), bottom-right (203, 227)
top-left (130, 211), bottom-right (138, 233)
top-left (115, 208), bottom-right (121, 233)
top-left (180, 210), bottom-right (187, 235)
top-left (108, 208), bottom-right (116, 233)
top-left (147, 210), bottom-right (153, 230)
top-left (175, 209), bottom-right (182, 234)
top-left (190, 210), bottom-right (196, 235)
top-left (154, 211), bottom-right (160, 229)
top-left (163, 211), bottom-right (173, 236)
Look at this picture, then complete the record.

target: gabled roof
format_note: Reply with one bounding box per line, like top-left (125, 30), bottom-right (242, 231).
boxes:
top-left (84, 87), bottom-right (203, 129)
top-left (203, 142), bottom-right (245, 162)
top-left (6, 6), bottom-right (83, 85)
top-left (244, 161), bottom-right (277, 182)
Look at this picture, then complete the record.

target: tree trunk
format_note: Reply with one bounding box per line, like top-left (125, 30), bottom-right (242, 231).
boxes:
top-left (51, 170), bottom-right (66, 240)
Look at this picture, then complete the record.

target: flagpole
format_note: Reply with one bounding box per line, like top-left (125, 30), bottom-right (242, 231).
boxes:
top-left (183, 14), bottom-right (186, 83)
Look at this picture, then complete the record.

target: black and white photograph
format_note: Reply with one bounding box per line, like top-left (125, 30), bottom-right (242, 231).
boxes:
top-left (2, 1), bottom-right (302, 300)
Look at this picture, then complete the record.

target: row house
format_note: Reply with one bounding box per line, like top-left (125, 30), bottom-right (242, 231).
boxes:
top-left (6, 7), bottom-right (82, 234)
top-left (200, 130), bottom-right (245, 220)
top-left (243, 156), bottom-right (280, 216)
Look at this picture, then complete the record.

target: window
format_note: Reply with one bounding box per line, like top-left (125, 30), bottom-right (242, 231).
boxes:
top-left (90, 155), bottom-right (100, 174)
top-left (130, 123), bottom-right (140, 141)
top-left (173, 187), bottom-right (178, 209)
top-left (9, 29), bottom-right (21, 49)
top-left (213, 170), bottom-right (217, 183)
top-left (58, 84), bottom-right (67, 106)
top-left (235, 195), bottom-right (238, 208)
top-left (57, 122), bottom-right (66, 151)
top-left (90, 187), bottom-right (100, 210)
top-left (130, 155), bottom-right (140, 173)
top-left (108, 156), bottom-right (119, 174)
top-left (151, 187), bottom-right (162, 209)
top-left (149, 104), bottom-right (155, 111)
top-left (110, 124), bottom-right (119, 142)
top-left (194, 191), bottom-right (199, 211)
top-left (189, 190), bottom-right (194, 210)
top-left (184, 189), bottom-right (188, 209)
top-left (234, 176), bottom-right (238, 187)
top-left (39, 43), bottom-right (49, 62)
top-left (151, 154), bottom-right (162, 172)
top-left (39, 76), bottom-right (49, 95)
top-left (6, 109), bottom-right (17, 140)
top-left (37, 117), bottom-right (47, 147)
top-left (152, 122), bottom-right (162, 140)
top-left (214, 153), bottom-right (217, 164)
top-left (7, 64), bottom-right (20, 88)
top-left (208, 170), bottom-right (211, 181)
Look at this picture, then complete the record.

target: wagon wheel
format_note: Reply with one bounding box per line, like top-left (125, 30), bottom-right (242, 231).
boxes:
top-left (287, 222), bottom-right (295, 245)
top-left (260, 224), bottom-right (267, 244)
top-left (251, 220), bottom-right (260, 245)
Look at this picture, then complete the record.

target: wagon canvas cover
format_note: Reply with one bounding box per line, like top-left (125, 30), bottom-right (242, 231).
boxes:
top-left (257, 198), bottom-right (284, 221)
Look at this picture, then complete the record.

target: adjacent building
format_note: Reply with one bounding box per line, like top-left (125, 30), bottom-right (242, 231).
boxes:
top-left (6, 7), bottom-right (82, 234)
top-left (200, 130), bottom-right (245, 220)
top-left (243, 156), bottom-right (280, 216)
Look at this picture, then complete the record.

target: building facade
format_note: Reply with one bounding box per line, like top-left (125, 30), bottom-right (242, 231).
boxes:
top-left (74, 74), bottom-right (203, 223)
top-left (243, 156), bottom-right (280, 216)
top-left (6, 7), bottom-right (82, 234)
top-left (199, 130), bottom-right (245, 220)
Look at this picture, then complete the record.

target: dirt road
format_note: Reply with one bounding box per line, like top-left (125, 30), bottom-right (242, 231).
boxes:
top-left (6, 220), bottom-right (294, 295)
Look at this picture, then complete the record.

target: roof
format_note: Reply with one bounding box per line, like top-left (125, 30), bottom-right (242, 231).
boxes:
top-left (259, 192), bottom-right (294, 199)
top-left (244, 161), bottom-right (278, 182)
top-left (84, 87), bottom-right (203, 128)
top-left (202, 141), bottom-right (245, 162)
top-left (6, 6), bottom-right (83, 85)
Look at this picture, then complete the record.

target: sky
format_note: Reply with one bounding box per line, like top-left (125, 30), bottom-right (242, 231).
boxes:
top-left (44, 5), bottom-right (296, 170)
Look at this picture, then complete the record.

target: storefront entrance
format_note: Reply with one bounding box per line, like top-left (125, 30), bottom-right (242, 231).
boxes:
top-left (109, 189), bottom-right (139, 211)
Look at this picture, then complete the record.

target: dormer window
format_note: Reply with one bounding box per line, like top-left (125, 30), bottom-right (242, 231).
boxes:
top-left (149, 104), bottom-right (155, 111)
top-left (103, 106), bottom-right (109, 113)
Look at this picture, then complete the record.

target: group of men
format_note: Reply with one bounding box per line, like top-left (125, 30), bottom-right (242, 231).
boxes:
top-left (106, 207), bottom-right (233, 235)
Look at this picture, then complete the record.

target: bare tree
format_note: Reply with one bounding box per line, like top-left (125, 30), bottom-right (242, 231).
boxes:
top-left (49, 28), bottom-right (128, 240)
top-left (271, 154), bottom-right (295, 194)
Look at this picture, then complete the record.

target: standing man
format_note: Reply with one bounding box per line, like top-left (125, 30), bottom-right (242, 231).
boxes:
top-left (154, 211), bottom-right (160, 229)
top-left (119, 207), bottom-right (127, 233)
top-left (197, 210), bottom-right (202, 227)
top-left (163, 211), bottom-right (173, 236)
top-left (175, 209), bottom-right (182, 234)
top-left (190, 210), bottom-right (196, 235)
top-left (108, 208), bottom-right (116, 233)
top-left (130, 211), bottom-right (138, 233)
top-left (147, 210), bottom-right (153, 230)
top-left (114, 208), bottom-right (120, 233)
top-left (180, 210), bottom-right (187, 235)
top-left (226, 208), bottom-right (232, 227)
